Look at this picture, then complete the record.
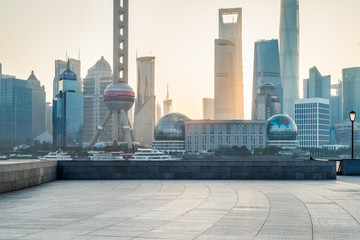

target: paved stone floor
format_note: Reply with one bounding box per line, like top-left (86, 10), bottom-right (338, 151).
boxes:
top-left (1, 177), bottom-right (360, 239)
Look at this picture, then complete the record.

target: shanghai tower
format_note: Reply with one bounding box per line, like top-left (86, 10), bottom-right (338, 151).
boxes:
top-left (279, 0), bottom-right (299, 119)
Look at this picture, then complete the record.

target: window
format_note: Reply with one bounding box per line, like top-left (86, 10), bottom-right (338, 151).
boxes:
top-left (226, 135), bottom-right (231, 146)
top-left (210, 125), bottom-right (214, 134)
top-left (234, 135), bottom-right (240, 146)
top-left (218, 125), bottom-right (223, 134)
top-left (226, 124), bottom-right (231, 134)
top-left (210, 136), bottom-right (215, 150)
top-left (218, 135), bottom-right (223, 146)
top-left (234, 125), bottom-right (240, 134)
top-left (202, 125), bottom-right (207, 134)
top-left (259, 125), bottom-right (264, 134)
top-left (251, 125), bottom-right (256, 135)
top-left (243, 125), bottom-right (248, 135)
top-left (202, 136), bottom-right (207, 151)
top-left (242, 135), bottom-right (247, 145)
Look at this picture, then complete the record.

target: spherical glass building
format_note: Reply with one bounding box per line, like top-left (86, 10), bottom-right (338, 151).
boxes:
top-left (267, 114), bottom-right (298, 140)
top-left (154, 113), bottom-right (190, 141)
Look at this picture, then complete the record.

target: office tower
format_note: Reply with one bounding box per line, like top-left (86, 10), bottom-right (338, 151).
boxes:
top-left (295, 98), bottom-right (330, 148)
top-left (27, 71), bottom-right (46, 138)
top-left (254, 83), bottom-right (281, 120)
top-left (214, 8), bottom-right (244, 120)
top-left (53, 58), bottom-right (81, 98)
top-left (330, 80), bottom-right (343, 126)
top-left (303, 66), bottom-right (330, 100)
top-left (45, 102), bottom-right (53, 134)
top-left (156, 102), bottom-right (162, 123)
top-left (252, 39), bottom-right (282, 119)
top-left (279, 0), bottom-right (299, 119)
top-left (203, 98), bottom-right (214, 120)
top-left (90, 0), bottom-right (135, 148)
top-left (163, 84), bottom-right (172, 116)
top-left (343, 67), bottom-right (360, 122)
top-left (134, 56), bottom-right (156, 145)
top-left (83, 57), bottom-right (113, 144)
top-left (53, 62), bottom-right (84, 148)
top-left (0, 76), bottom-right (32, 143)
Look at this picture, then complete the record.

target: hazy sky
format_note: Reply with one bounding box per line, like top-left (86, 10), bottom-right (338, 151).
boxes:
top-left (1, 0), bottom-right (360, 120)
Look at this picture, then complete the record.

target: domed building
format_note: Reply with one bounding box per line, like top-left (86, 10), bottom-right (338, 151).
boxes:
top-left (152, 113), bottom-right (190, 153)
top-left (83, 57), bottom-right (114, 144)
top-left (266, 114), bottom-right (299, 149)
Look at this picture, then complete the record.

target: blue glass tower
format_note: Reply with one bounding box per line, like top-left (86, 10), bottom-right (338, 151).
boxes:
top-left (53, 61), bottom-right (84, 148)
top-left (252, 39), bottom-right (282, 119)
top-left (0, 78), bottom-right (32, 144)
top-left (303, 66), bottom-right (330, 100)
top-left (342, 67), bottom-right (360, 123)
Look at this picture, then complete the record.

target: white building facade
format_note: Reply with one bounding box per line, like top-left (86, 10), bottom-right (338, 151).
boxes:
top-left (295, 98), bottom-right (330, 148)
top-left (185, 120), bottom-right (266, 153)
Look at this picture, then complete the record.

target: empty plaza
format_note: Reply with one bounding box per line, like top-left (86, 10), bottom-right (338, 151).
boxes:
top-left (1, 177), bottom-right (360, 239)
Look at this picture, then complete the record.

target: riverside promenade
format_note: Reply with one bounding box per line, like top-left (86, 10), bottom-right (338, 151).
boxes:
top-left (1, 177), bottom-right (360, 239)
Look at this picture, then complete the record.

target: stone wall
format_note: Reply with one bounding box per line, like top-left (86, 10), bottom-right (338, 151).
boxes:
top-left (58, 160), bottom-right (336, 180)
top-left (0, 161), bottom-right (57, 193)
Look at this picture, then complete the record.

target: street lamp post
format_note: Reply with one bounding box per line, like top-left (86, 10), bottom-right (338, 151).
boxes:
top-left (350, 111), bottom-right (356, 159)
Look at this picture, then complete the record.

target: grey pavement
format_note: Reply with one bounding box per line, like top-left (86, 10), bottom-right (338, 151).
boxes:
top-left (1, 177), bottom-right (360, 239)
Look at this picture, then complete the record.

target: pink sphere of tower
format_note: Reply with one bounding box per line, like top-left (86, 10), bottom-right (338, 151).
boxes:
top-left (104, 82), bottom-right (135, 111)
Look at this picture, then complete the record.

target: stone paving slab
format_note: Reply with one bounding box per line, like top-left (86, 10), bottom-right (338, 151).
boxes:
top-left (0, 177), bottom-right (360, 239)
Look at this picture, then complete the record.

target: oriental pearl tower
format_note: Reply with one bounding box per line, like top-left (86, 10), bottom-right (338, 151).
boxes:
top-left (89, 0), bottom-right (135, 148)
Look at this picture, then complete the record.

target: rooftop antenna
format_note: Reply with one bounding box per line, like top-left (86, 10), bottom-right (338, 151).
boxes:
top-left (78, 49), bottom-right (80, 61)
top-left (66, 50), bottom-right (68, 60)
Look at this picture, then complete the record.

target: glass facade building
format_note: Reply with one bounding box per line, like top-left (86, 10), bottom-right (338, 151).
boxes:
top-left (303, 66), bottom-right (330, 100)
top-left (342, 67), bottom-right (360, 122)
top-left (154, 113), bottom-right (189, 141)
top-left (279, 0), bottom-right (299, 119)
top-left (53, 64), bottom-right (84, 148)
top-left (252, 39), bottom-right (282, 119)
top-left (0, 78), bottom-right (32, 143)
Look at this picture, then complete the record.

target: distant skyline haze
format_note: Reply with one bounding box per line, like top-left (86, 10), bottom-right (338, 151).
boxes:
top-left (1, 0), bottom-right (360, 119)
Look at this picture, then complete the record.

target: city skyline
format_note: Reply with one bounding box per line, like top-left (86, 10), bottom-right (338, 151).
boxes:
top-left (1, 0), bottom-right (360, 119)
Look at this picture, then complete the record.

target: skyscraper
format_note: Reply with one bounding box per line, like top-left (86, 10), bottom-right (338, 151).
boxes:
top-left (303, 66), bottom-right (330, 100)
top-left (254, 83), bottom-right (281, 120)
top-left (27, 71), bottom-right (46, 138)
top-left (134, 56), bottom-right (156, 145)
top-left (279, 0), bottom-right (299, 119)
top-left (83, 57), bottom-right (113, 145)
top-left (342, 67), bottom-right (360, 122)
top-left (330, 80), bottom-right (343, 126)
top-left (53, 62), bottom-right (84, 148)
top-left (163, 84), bottom-right (172, 116)
top-left (252, 39), bottom-right (282, 119)
top-left (53, 58), bottom-right (81, 99)
top-left (203, 98), bottom-right (214, 120)
top-left (45, 102), bottom-right (53, 134)
top-left (0, 76), bottom-right (32, 144)
top-left (214, 8), bottom-right (244, 120)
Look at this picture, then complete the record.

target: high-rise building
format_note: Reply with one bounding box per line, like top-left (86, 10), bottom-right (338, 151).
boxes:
top-left (303, 66), bottom-right (330, 100)
top-left (163, 84), bottom-right (172, 116)
top-left (254, 83), bottom-right (281, 120)
top-left (134, 56), bottom-right (156, 145)
top-left (156, 102), bottom-right (162, 123)
top-left (203, 98), bottom-right (214, 120)
top-left (342, 67), bottom-right (360, 122)
top-left (330, 80), bottom-right (343, 144)
top-left (252, 39), bottom-right (282, 119)
top-left (27, 71), bottom-right (46, 138)
top-left (0, 77), bottom-right (32, 144)
top-left (45, 102), bottom-right (53, 134)
top-left (214, 8), bottom-right (244, 120)
top-left (83, 57), bottom-right (113, 145)
top-left (53, 58), bottom-right (81, 98)
top-left (295, 98), bottom-right (330, 148)
top-left (53, 62), bottom-right (84, 148)
top-left (279, 0), bottom-right (299, 119)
